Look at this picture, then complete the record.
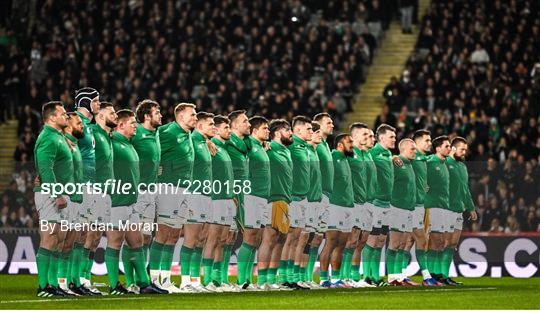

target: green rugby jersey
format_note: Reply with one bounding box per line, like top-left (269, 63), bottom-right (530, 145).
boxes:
top-left (348, 146), bottom-right (368, 204)
top-left (247, 136), bottom-right (270, 199)
top-left (446, 156), bottom-right (475, 212)
top-left (364, 149), bottom-right (377, 202)
top-left (412, 150), bottom-right (428, 205)
top-left (92, 124), bottom-right (114, 191)
top-left (111, 131), bottom-right (140, 207)
top-left (391, 155), bottom-right (416, 211)
top-left (34, 125), bottom-right (74, 196)
top-left (369, 143), bottom-right (394, 208)
top-left (267, 140), bottom-right (293, 203)
top-left (225, 133), bottom-right (249, 181)
top-left (289, 135), bottom-right (310, 200)
top-left (329, 150), bottom-right (354, 208)
top-left (76, 112), bottom-right (95, 183)
top-left (131, 124), bottom-right (160, 187)
top-left (210, 138), bottom-right (234, 200)
top-left (191, 130), bottom-right (212, 196)
top-left (66, 133), bottom-right (83, 203)
top-left (158, 121), bottom-right (193, 185)
top-left (424, 154), bottom-right (450, 209)
top-left (316, 139), bottom-right (334, 196)
top-left (307, 143), bottom-right (322, 202)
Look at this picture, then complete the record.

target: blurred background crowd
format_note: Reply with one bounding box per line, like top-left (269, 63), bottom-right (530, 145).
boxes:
top-left (0, 0), bottom-right (538, 232)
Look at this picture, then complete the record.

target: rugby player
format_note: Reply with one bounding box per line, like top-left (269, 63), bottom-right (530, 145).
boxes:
top-left (35, 102), bottom-right (72, 298)
top-left (155, 103), bottom-right (196, 292)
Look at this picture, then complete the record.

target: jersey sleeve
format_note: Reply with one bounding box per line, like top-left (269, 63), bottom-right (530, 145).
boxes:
top-left (36, 139), bottom-right (58, 184)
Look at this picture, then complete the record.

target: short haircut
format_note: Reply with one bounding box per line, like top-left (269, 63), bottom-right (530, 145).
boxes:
top-left (196, 111), bottom-right (214, 122)
top-left (42, 101), bottom-right (63, 121)
top-left (174, 103), bottom-right (195, 115)
top-left (67, 112), bottom-right (80, 120)
top-left (99, 101), bottom-right (113, 110)
top-left (292, 115), bottom-right (312, 129)
top-left (398, 138), bottom-right (414, 150)
top-left (451, 136), bottom-right (468, 147)
top-left (269, 119), bottom-right (290, 140)
top-left (116, 109), bottom-right (135, 122)
top-left (412, 129), bottom-right (431, 141)
top-left (432, 135), bottom-right (450, 150)
top-left (214, 115), bottom-right (230, 127)
top-left (228, 110), bottom-right (247, 124)
top-left (376, 124), bottom-right (396, 138)
top-left (313, 112), bottom-right (331, 122)
top-left (249, 116), bottom-right (269, 133)
top-left (312, 121), bottom-right (321, 132)
top-left (349, 122), bottom-right (369, 133)
top-left (136, 99), bottom-right (159, 123)
top-left (334, 133), bottom-right (350, 147)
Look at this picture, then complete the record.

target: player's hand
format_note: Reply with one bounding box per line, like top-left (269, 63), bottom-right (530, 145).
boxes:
top-left (207, 140), bottom-right (217, 156)
top-left (158, 165), bottom-right (163, 176)
top-left (469, 210), bottom-right (478, 221)
top-left (33, 176), bottom-right (41, 187)
top-left (55, 196), bottom-right (68, 210)
top-left (392, 155), bottom-right (403, 167)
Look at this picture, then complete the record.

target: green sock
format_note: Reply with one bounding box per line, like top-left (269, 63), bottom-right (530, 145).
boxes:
top-left (142, 243), bottom-right (149, 268)
top-left (299, 267), bottom-right (306, 282)
top-left (122, 246), bottom-right (135, 286)
top-left (351, 265), bottom-right (361, 281)
top-left (221, 245), bottom-right (232, 284)
top-left (246, 247), bottom-right (256, 284)
top-left (371, 247), bottom-right (382, 282)
top-left (277, 260), bottom-right (287, 283)
top-left (149, 241), bottom-right (164, 271)
top-left (320, 270), bottom-right (329, 282)
top-left (286, 260), bottom-right (295, 282)
top-left (48, 251), bottom-right (59, 287)
top-left (85, 251), bottom-right (94, 280)
top-left (416, 249), bottom-right (427, 273)
top-left (105, 247), bottom-right (120, 288)
top-left (202, 258), bottom-right (214, 286)
top-left (361, 245), bottom-right (373, 280)
top-left (393, 250), bottom-right (403, 279)
top-left (70, 243), bottom-right (83, 286)
top-left (340, 248), bottom-right (353, 280)
top-left (258, 268), bottom-right (268, 285)
top-left (433, 251), bottom-right (442, 275)
top-left (306, 247), bottom-right (318, 282)
top-left (212, 261), bottom-right (222, 285)
top-left (441, 248), bottom-right (454, 279)
top-left (37, 247), bottom-right (52, 289)
top-left (131, 247), bottom-right (150, 287)
top-left (179, 245), bottom-right (193, 276)
top-left (190, 247), bottom-right (203, 278)
top-left (80, 247), bottom-right (90, 281)
top-left (236, 243), bottom-right (253, 285)
top-left (57, 251), bottom-right (71, 281)
top-left (402, 250), bottom-right (411, 275)
top-left (267, 268), bottom-right (277, 285)
top-left (293, 264), bottom-right (300, 283)
top-left (386, 248), bottom-right (396, 278)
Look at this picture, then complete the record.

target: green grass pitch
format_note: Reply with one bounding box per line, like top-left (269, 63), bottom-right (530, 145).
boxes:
top-left (1, 275), bottom-right (538, 309)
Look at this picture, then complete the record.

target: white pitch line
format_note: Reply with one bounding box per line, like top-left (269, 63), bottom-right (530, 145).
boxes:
top-left (336, 287), bottom-right (498, 294)
top-left (0, 296), bottom-right (152, 304)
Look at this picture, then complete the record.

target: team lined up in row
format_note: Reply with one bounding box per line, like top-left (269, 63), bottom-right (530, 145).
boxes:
top-left (34, 87), bottom-right (476, 297)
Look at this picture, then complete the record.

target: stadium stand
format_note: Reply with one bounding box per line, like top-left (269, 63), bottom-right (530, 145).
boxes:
top-left (0, 0), bottom-right (538, 232)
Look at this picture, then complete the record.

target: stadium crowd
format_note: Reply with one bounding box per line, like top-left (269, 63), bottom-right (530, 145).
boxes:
top-left (379, 0), bottom-right (539, 232)
top-left (1, 0), bottom-right (539, 233)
